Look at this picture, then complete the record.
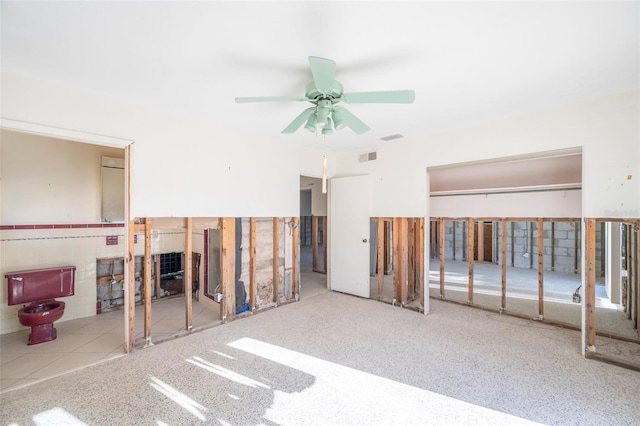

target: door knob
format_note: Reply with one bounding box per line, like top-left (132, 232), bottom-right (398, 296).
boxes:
top-left (362, 238), bottom-right (368, 243)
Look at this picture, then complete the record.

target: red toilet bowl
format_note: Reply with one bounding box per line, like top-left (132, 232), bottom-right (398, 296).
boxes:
top-left (17, 300), bottom-right (65, 345)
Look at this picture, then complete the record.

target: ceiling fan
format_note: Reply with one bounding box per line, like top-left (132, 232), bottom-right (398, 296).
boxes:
top-left (235, 56), bottom-right (415, 135)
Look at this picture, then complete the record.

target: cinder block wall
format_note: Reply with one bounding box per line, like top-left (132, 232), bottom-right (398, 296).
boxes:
top-left (441, 221), bottom-right (604, 275)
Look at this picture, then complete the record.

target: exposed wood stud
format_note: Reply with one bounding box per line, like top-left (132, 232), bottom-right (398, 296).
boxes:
top-left (418, 217), bottom-right (425, 307)
top-left (144, 218), bottom-right (152, 346)
top-left (399, 218), bottom-right (408, 305)
top-left (538, 218), bottom-right (544, 319)
top-left (221, 218), bottom-right (236, 322)
top-left (292, 217), bottom-right (299, 300)
top-left (185, 217), bottom-right (193, 332)
top-left (501, 219), bottom-right (507, 310)
top-left (384, 220), bottom-right (392, 274)
top-left (467, 218), bottom-right (474, 304)
top-left (377, 218), bottom-right (384, 300)
top-left (127, 218), bottom-right (136, 353)
top-left (586, 218), bottom-right (597, 349)
top-left (628, 226), bottom-right (640, 330)
top-left (273, 217), bottom-right (279, 305)
top-left (312, 215), bottom-right (319, 272)
top-left (625, 224), bottom-right (632, 319)
top-left (511, 222), bottom-right (515, 267)
top-left (393, 217), bottom-right (400, 304)
top-left (574, 220), bottom-right (580, 274)
top-left (124, 145), bottom-right (134, 353)
top-left (408, 218), bottom-right (416, 298)
top-left (249, 218), bottom-right (257, 311)
top-left (551, 221), bottom-right (556, 271)
top-left (438, 218), bottom-right (445, 298)
top-left (600, 222), bottom-right (606, 279)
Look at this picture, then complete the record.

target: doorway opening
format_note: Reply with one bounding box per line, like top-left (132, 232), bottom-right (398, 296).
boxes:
top-left (299, 176), bottom-right (328, 299)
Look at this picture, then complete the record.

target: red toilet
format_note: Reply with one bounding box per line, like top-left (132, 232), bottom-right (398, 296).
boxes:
top-left (6, 266), bottom-right (76, 345)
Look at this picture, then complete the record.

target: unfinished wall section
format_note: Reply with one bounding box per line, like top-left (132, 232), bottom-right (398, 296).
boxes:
top-left (240, 217), bottom-right (288, 310)
top-left (440, 220), bottom-right (605, 275)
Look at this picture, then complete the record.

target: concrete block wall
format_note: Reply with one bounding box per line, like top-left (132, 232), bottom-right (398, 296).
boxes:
top-left (441, 220), bottom-right (604, 275)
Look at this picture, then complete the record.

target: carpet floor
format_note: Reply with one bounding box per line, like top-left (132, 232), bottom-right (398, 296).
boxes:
top-left (1, 290), bottom-right (638, 425)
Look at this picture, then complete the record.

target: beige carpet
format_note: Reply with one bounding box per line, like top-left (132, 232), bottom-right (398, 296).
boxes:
top-left (1, 290), bottom-right (638, 425)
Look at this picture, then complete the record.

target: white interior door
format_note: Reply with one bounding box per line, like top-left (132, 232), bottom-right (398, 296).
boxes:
top-left (329, 175), bottom-right (370, 298)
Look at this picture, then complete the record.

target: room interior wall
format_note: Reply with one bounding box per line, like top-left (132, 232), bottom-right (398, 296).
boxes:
top-left (1, 68), bottom-right (336, 219)
top-left (335, 91), bottom-right (639, 220)
top-left (1, 130), bottom-right (124, 224)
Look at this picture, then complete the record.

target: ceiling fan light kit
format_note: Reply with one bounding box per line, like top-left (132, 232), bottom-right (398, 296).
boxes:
top-left (235, 56), bottom-right (415, 136)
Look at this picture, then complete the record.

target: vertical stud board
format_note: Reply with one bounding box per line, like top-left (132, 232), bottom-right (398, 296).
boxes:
top-left (418, 217), bottom-right (425, 308)
top-left (312, 215), bottom-right (319, 271)
top-left (250, 218), bottom-right (257, 311)
top-left (501, 219), bottom-right (507, 310)
top-left (438, 218), bottom-right (445, 298)
top-left (467, 218), bottom-right (474, 304)
top-left (384, 221), bottom-right (392, 274)
top-left (185, 217), bottom-right (193, 331)
top-left (221, 217), bottom-right (236, 321)
top-left (408, 218), bottom-right (416, 298)
top-left (377, 219), bottom-right (384, 299)
top-left (399, 218), bottom-right (408, 305)
top-left (273, 217), bottom-right (280, 304)
top-left (586, 218), bottom-right (597, 350)
top-left (634, 224), bottom-right (639, 330)
top-left (538, 218), bottom-right (544, 319)
top-left (127, 219), bottom-right (136, 352)
top-left (292, 217), bottom-right (299, 299)
top-left (144, 219), bottom-right (152, 345)
top-left (393, 217), bottom-right (400, 303)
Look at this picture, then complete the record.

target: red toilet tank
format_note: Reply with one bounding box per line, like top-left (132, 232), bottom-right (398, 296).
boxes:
top-left (5, 266), bottom-right (76, 305)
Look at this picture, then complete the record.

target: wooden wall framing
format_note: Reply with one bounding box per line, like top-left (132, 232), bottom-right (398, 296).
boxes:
top-left (371, 217), bottom-right (425, 309)
top-left (124, 216), bottom-right (300, 352)
top-left (429, 216), bottom-right (640, 370)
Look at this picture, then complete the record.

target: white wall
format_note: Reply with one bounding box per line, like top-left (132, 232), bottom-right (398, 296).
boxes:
top-left (430, 189), bottom-right (582, 218)
top-left (336, 91), bottom-right (639, 219)
top-left (1, 130), bottom-right (124, 224)
top-left (1, 69), bottom-right (336, 219)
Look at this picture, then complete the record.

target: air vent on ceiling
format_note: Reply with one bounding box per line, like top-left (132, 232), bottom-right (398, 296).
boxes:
top-left (359, 151), bottom-right (378, 162)
top-left (380, 134), bottom-right (404, 142)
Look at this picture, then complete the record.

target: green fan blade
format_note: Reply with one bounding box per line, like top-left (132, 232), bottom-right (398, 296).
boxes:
top-left (235, 96), bottom-right (310, 103)
top-left (308, 56), bottom-right (336, 94)
top-left (282, 107), bottom-right (315, 134)
top-left (342, 90), bottom-right (415, 104)
top-left (335, 107), bottom-right (370, 134)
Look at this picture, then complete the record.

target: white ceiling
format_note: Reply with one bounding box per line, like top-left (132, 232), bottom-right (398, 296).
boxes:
top-left (1, 1), bottom-right (638, 151)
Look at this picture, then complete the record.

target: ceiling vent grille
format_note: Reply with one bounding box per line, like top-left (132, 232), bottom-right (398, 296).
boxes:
top-left (380, 134), bottom-right (404, 141)
top-left (359, 151), bottom-right (378, 162)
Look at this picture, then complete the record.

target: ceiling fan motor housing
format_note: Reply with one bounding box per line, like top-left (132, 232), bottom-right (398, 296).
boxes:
top-left (305, 81), bottom-right (343, 103)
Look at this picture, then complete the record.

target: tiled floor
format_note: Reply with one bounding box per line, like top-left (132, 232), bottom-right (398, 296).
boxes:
top-left (0, 258), bottom-right (328, 395)
top-left (1, 313), bottom-right (126, 393)
top-left (0, 295), bottom-right (220, 394)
